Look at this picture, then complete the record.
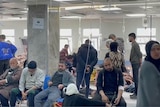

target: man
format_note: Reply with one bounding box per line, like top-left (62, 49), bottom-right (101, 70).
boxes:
top-left (60, 44), bottom-right (69, 62)
top-left (10, 61), bottom-right (45, 107)
top-left (128, 33), bottom-right (142, 99)
top-left (0, 34), bottom-right (17, 75)
top-left (76, 39), bottom-right (98, 98)
top-left (0, 58), bottom-right (22, 107)
top-left (34, 61), bottom-right (74, 107)
top-left (93, 58), bottom-right (126, 107)
top-left (109, 34), bottom-right (125, 53)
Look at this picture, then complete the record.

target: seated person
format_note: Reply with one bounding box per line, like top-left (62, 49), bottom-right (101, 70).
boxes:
top-left (62, 83), bottom-right (108, 107)
top-left (0, 58), bottom-right (22, 107)
top-left (93, 58), bottom-right (126, 107)
top-left (10, 61), bottom-right (45, 107)
top-left (34, 61), bottom-right (75, 107)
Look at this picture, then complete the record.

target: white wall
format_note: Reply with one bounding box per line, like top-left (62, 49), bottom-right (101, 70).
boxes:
top-left (0, 17), bottom-right (160, 60)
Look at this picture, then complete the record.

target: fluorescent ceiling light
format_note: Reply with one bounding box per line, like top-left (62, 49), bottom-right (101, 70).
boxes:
top-left (64, 5), bottom-right (105, 10)
top-left (140, 6), bottom-right (153, 9)
top-left (96, 7), bottom-right (121, 11)
top-left (61, 16), bottom-right (81, 19)
top-left (126, 14), bottom-right (146, 17)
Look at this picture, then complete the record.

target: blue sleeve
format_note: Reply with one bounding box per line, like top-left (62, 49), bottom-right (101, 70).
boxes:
top-left (10, 44), bottom-right (17, 55)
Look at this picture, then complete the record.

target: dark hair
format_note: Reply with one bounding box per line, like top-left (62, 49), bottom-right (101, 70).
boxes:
top-left (128, 33), bottom-right (136, 39)
top-left (85, 39), bottom-right (91, 44)
top-left (28, 61), bottom-right (37, 69)
top-left (64, 44), bottom-right (69, 48)
top-left (0, 34), bottom-right (6, 40)
top-left (110, 42), bottom-right (118, 52)
top-left (108, 34), bottom-right (116, 39)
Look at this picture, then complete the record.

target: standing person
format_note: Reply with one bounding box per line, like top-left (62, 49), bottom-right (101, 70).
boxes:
top-left (34, 61), bottom-right (74, 107)
top-left (76, 39), bottom-right (98, 98)
top-left (108, 34), bottom-right (125, 53)
top-left (0, 58), bottom-right (22, 107)
top-left (93, 58), bottom-right (126, 107)
top-left (60, 44), bottom-right (69, 62)
top-left (0, 34), bottom-right (17, 75)
top-left (137, 41), bottom-right (160, 107)
top-left (128, 33), bottom-right (142, 99)
top-left (10, 61), bottom-right (45, 107)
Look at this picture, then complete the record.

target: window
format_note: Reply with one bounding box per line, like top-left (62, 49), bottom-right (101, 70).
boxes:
top-left (82, 28), bottom-right (101, 50)
top-left (60, 29), bottom-right (72, 53)
top-left (137, 28), bottom-right (156, 55)
top-left (1, 29), bottom-right (15, 44)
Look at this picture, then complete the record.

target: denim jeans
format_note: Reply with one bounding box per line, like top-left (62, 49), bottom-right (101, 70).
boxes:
top-left (10, 88), bottom-right (41, 107)
top-left (131, 63), bottom-right (140, 95)
top-left (34, 86), bottom-right (61, 107)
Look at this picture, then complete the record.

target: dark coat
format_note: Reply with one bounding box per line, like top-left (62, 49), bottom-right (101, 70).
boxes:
top-left (0, 67), bottom-right (22, 99)
top-left (76, 44), bottom-right (98, 72)
top-left (62, 94), bottom-right (106, 107)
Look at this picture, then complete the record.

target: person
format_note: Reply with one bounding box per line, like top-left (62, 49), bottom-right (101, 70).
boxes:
top-left (60, 44), bottom-right (69, 62)
top-left (0, 58), bottom-right (22, 107)
top-left (76, 39), bottom-right (98, 98)
top-left (128, 33), bottom-right (142, 99)
top-left (62, 83), bottom-right (109, 107)
top-left (105, 42), bottom-right (127, 72)
top-left (10, 61), bottom-right (45, 107)
top-left (34, 61), bottom-right (74, 107)
top-left (0, 34), bottom-right (17, 75)
top-left (93, 58), bottom-right (126, 107)
top-left (137, 40), bottom-right (160, 107)
top-left (108, 34), bottom-right (124, 53)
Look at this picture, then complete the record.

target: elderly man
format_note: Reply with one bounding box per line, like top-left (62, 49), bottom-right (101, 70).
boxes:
top-left (10, 61), bottom-right (45, 107)
top-left (0, 58), bottom-right (22, 107)
top-left (93, 58), bottom-right (126, 107)
top-left (34, 61), bottom-right (74, 107)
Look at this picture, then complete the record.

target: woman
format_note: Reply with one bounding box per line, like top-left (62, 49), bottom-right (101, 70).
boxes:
top-left (137, 40), bottom-right (160, 107)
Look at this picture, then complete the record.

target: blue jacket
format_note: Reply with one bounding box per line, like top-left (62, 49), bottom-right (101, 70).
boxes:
top-left (0, 42), bottom-right (17, 60)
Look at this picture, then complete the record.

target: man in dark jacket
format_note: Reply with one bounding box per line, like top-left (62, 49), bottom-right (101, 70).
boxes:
top-left (76, 39), bottom-right (98, 98)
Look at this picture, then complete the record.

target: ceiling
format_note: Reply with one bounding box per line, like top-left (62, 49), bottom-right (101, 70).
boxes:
top-left (0, 0), bottom-right (160, 20)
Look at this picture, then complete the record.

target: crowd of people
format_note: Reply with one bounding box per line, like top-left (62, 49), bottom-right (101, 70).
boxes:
top-left (0, 33), bottom-right (159, 107)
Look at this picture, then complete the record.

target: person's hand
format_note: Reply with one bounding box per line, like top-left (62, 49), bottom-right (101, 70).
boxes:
top-left (101, 94), bottom-right (110, 103)
top-left (22, 92), bottom-right (27, 100)
top-left (106, 103), bottom-right (112, 107)
top-left (113, 97), bottom-right (121, 106)
top-left (0, 79), bottom-right (6, 85)
top-left (86, 65), bottom-right (90, 73)
top-left (48, 81), bottom-right (53, 86)
top-left (58, 84), bottom-right (64, 90)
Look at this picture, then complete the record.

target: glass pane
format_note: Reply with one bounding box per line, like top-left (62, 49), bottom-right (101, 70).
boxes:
top-left (83, 28), bottom-right (100, 37)
top-left (139, 44), bottom-right (146, 55)
top-left (1, 29), bottom-right (15, 36)
top-left (137, 28), bottom-right (156, 36)
top-left (137, 37), bottom-right (156, 43)
top-left (5, 37), bottom-right (15, 45)
top-left (60, 29), bottom-right (72, 36)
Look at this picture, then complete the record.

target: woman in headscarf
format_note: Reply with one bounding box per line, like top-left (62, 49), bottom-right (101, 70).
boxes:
top-left (137, 40), bottom-right (160, 107)
top-left (105, 42), bottom-right (126, 72)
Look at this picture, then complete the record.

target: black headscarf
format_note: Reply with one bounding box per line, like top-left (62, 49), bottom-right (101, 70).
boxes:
top-left (145, 40), bottom-right (160, 71)
top-left (110, 42), bottom-right (118, 52)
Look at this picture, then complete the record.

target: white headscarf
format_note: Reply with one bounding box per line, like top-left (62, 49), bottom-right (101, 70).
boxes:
top-left (64, 83), bottom-right (79, 96)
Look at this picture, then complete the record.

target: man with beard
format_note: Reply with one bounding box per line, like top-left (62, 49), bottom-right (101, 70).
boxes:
top-left (34, 61), bottom-right (74, 107)
top-left (93, 58), bottom-right (126, 107)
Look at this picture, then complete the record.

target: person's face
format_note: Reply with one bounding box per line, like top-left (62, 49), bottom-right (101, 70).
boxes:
top-left (150, 44), bottom-right (160, 60)
top-left (28, 69), bottom-right (36, 75)
top-left (103, 59), bottom-right (113, 71)
top-left (128, 36), bottom-right (133, 42)
top-left (9, 60), bottom-right (18, 69)
top-left (58, 63), bottom-right (66, 71)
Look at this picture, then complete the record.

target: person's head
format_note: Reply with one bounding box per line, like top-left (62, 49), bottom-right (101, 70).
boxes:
top-left (28, 61), bottom-right (37, 75)
top-left (85, 39), bottom-right (91, 45)
top-left (9, 58), bottom-right (19, 69)
top-left (58, 61), bottom-right (67, 72)
top-left (110, 42), bottom-right (118, 52)
top-left (106, 39), bottom-right (114, 48)
top-left (108, 34), bottom-right (116, 41)
top-left (64, 44), bottom-right (69, 50)
top-left (64, 83), bottom-right (79, 96)
top-left (0, 34), bottom-right (6, 41)
top-left (128, 33), bottom-right (136, 42)
top-left (145, 40), bottom-right (160, 60)
top-left (103, 58), bottom-right (113, 71)
top-left (66, 55), bottom-right (73, 63)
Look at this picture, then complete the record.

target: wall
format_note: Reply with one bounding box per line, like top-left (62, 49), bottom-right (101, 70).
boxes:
top-left (0, 17), bottom-right (160, 60)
